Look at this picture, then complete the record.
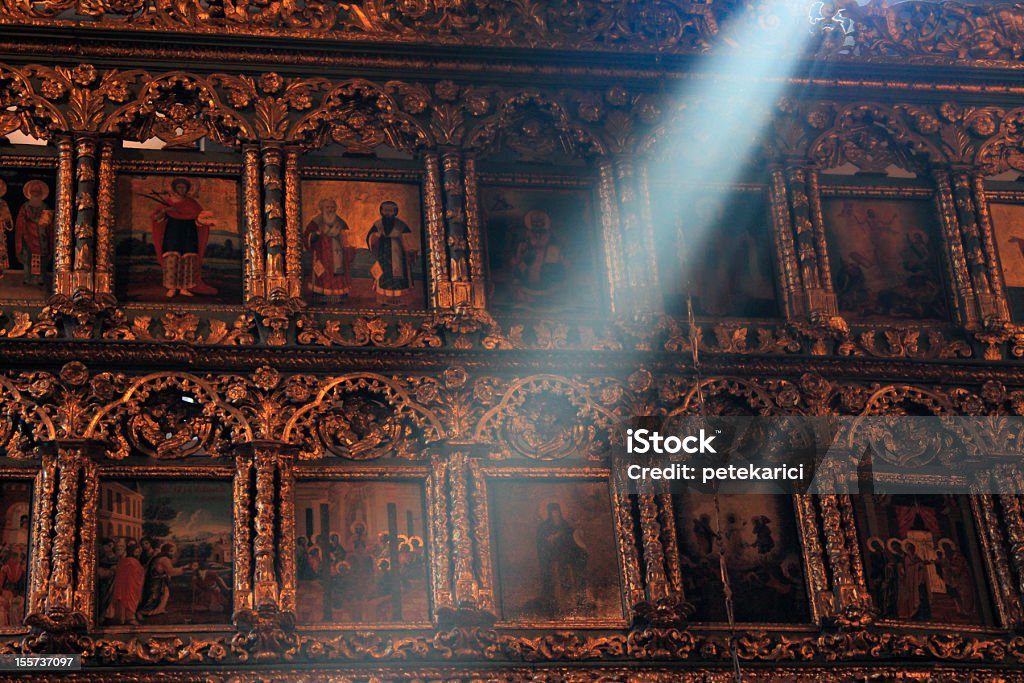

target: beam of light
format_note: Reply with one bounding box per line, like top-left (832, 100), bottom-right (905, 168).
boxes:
top-left (643, 2), bottom-right (822, 317)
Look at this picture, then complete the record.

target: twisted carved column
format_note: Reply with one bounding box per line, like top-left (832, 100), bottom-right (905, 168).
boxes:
top-left (423, 151), bottom-right (450, 309)
top-left (284, 147), bottom-right (302, 300)
top-left (52, 136), bottom-right (75, 291)
top-left (462, 155), bottom-right (487, 308)
top-left (242, 144), bottom-right (266, 302)
top-left (448, 451), bottom-right (481, 608)
top-left (971, 174), bottom-right (1011, 323)
top-left (768, 166), bottom-right (802, 319)
top-left (786, 166), bottom-right (837, 319)
top-left (933, 169), bottom-right (979, 328)
top-left (261, 145), bottom-right (288, 300)
top-left (94, 139), bottom-right (116, 296)
top-left (24, 442), bottom-right (102, 650)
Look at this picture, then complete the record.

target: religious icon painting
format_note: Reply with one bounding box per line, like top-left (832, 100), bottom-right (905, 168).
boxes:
top-left (480, 183), bottom-right (602, 315)
top-left (0, 480), bottom-right (32, 631)
top-left (988, 201), bottom-right (1024, 322)
top-left (293, 480), bottom-right (430, 625)
top-left (489, 478), bottom-right (624, 624)
top-left (113, 173), bottom-right (244, 305)
top-left (95, 479), bottom-right (233, 628)
top-left (0, 166), bottom-right (57, 302)
top-left (854, 494), bottom-right (996, 626)
top-left (299, 178), bottom-right (426, 309)
top-left (653, 186), bottom-right (779, 318)
top-left (672, 493), bottom-right (810, 623)
top-left (822, 197), bottom-right (949, 320)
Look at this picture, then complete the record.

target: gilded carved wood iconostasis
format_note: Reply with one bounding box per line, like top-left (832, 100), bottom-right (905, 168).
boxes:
top-left (2, 1), bottom-right (1024, 682)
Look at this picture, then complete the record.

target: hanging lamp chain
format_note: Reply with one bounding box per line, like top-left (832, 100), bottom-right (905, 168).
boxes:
top-left (688, 297), bottom-right (742, 683)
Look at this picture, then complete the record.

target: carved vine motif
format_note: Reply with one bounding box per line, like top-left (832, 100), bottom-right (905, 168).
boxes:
top-left (0, 0), bottom-right (744, 53)
top-left (1, 362), bottom-right (1016, 459)
top-left (3, 0), bottom-right (1024, 71)
top-left (86, 373), bottom-right (251, 458)
top-left (814, 1), bottom-right (1024, 67)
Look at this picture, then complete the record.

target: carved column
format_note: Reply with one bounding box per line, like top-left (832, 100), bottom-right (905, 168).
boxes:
top-left (428, 452), bottom-right (455, 616)
top-left (638, 486), bottom-right (670, 603)
top-left (974, 488), bottom-right (1024, 627)
top-left (768, 166), bottom-right (802, 319)
top-left (52, 135), bottom-right (74, 294)
top-left (25, 442), bottom-right (102, 646)
top-left (656, 487), bottom-right (685, 599)
top-left (252, 447), bottom-right (278, 609)
top-left (950, 171), bottom-right (1001, 323)
top-left (462, 155), bottom-right (488, 308)
top-left (933, 168), bottom-right (980, 328)
top-left (233, 449), bottom-right (254, 615)
top-left (94, 138), bottom-right (116, 296)
top-left (424, 151), bottom-right (450, 309)
top-left (242, 144), bottom-right (266, 302)
top-left (610, 477), bottom-right (645, 618)
top-left (597, 160), bottom-right (625, 314)
top-left (814, 461), bottom-right (872, 626)
top-left (232, 441), bottom-right (297, 659)
top-left (261, 145), bottom-right (288, 300)
top-left (278, 450), bottom-right (297, 615)
top-left (283, 147), bottom-right (303, 300)
top-left (448, 450), bottom-right (481, 608)
top-left (999, 490), bottom-right (1024, 617)
top-left (635, 164), bottom-right (662, 314)
top-left (972, 175), bottom-right (1012, 323)
top-left (70, 135), bottom-right (98, 292)
top-left (785, 165), bottom-right (838, 320)
top-left (794, 493), bottom-right (834, 625)
top-left (436, 449), bottom-right (494, 626)
top-left (466, 457), bottom-right (495, 613)
top-left (440, 149), bottom-right (475, 308)
top-left (233, 442), bottom-right (295, 613)
top-left (612, 154), bottom-right (658, 314)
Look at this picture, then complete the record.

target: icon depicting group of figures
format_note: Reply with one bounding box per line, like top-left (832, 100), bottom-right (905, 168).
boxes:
top-left (302, 197), bottom-right (420, 306)
top-left (94, 481), bottom-right (234, 627)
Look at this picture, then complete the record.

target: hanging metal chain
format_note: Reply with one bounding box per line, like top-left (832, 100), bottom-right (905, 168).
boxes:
top-left (688, 297), bottom-right (743, 683)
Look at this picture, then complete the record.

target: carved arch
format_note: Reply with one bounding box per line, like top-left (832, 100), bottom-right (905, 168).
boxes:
top-left (636, 99), bottom-right (769, 169)
top-left (860, 385), bottom-right (953, 417)
top-left (101, 72), bottom-right (257, 148)
top-left (85, 373), bottom-right (252, 459)
top-left (287, 79), bottom-right (433, 153)
top-left (808, 103), bottom-right (945, 175)
top-left (466, 91), bottom-right (606, 160)
top-left (669, 377), bottom-right (778, 417)
top-left (474, 375), bottom-right (617, 460)
top-left (283, 373), bottom-right (443, 460)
